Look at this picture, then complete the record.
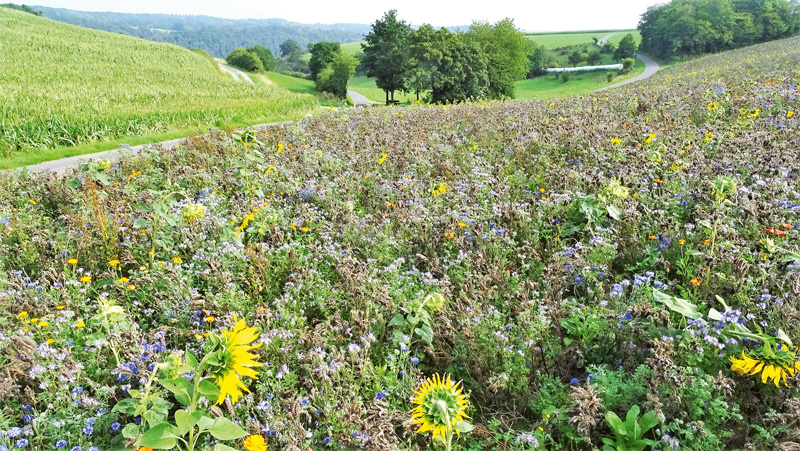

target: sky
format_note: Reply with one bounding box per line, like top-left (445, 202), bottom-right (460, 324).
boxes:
top-left (31, 0), bottom-right (663, 31)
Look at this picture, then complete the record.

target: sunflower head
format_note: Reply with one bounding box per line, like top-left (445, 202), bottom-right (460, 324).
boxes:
top-left (204, 319), bottom-right (262, 404)
top-left (730, 346), bottom-right (799, 387)
top-left (411, 374), bottom-right (469, 439)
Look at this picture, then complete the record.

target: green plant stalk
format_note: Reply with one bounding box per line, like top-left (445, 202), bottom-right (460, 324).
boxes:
top-left (186, 353), bottom-right (213, 451)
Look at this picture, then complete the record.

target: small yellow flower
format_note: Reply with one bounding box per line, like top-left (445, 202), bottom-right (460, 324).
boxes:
top-left (457, 222), bottom-right (466, 228)
top-left (76, 321), bottom-right (85, 328)
top-left (67, 258), bottom-right (78, 265)
top-left (690, 278), bottom-right (701, 286)
top-left (205, 316), bottom-right (215, 323)
top-left (29, 199), bottom-right (37, 204)
top-left (38, 321), bottom-right (48, 327)
top-left (379, 153), bottom-right (388, 164)
top-left (788, 111), bottom-right (794, 118)
top-left (120, 277), bottom-right (128, 283)
top-left (108, 259), bottom-right (120, 267)
top-left (56, 305), bottom-right (65, 310)
top-left (645, 134), bottom-right (656, 144)
top-left (127, 284), bottom-right (135, 290)
top-left (80, 276), bottom-right (91, 283)
top-left (46, 339), bottom-right (54, 345)
top-left (243, 435), bottom-right (267, 451)
top-left (172, 256), bottom-right (182, 264)
top-left (444, 232), bottom-right (454, 239)
top-left (19, 311), bottom-right (28, 318)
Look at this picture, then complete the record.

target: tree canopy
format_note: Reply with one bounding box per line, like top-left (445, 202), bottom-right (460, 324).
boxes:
top-left (361, 9), bottom-right (412, 103)
top-left (309, 41), bottom-right (342, 80)
top-left (466, 18), bottom-right (530, 99)
top-left (638, 0), bottom-right (799, 59)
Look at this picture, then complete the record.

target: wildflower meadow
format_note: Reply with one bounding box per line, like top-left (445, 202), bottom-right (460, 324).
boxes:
top-left (0, 36), bottom-right (799, 451)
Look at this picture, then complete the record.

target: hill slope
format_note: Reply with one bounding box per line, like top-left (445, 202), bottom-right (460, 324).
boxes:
top-left (34, 5), bottom-right (370, 57)
top-left (0, 7), bottom-right (317, 157)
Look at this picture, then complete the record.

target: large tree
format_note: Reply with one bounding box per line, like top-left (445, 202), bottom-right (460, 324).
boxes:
top-left (407, 24), bottom-right (443, 101)
top-left (465, 18), bottom-right (529, 99)
top-left (316, 51), bottom-right (358, 99)
top-left (247, 45), bottom-right (277, 72)
top-left (361, 9), bottom-right (412, 104)
top-left (614, 33), bottom-right (638, 60)
top-left (308, 41), bottom-right (341, 80)
top-left (430, 29), bottom-right (489, 104)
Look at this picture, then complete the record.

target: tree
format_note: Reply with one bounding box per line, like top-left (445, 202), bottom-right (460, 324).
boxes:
top-left (568, 50), bottom-right (584, 65)
top-left (407, 24), bottom-right (443, 101)
top-left (316, 51), bottom-right (358, 99)
top-left (279, 39), bottom-right (303, 59)
top-left (602, 41), bottom-right (616, 54)
top-left (527, 43), bottom-right (555, 78)
top-left (614, 33), bottom-right (638, 60)
top-left (247, 45), bottom-right (277, 72)
top-left (361, 10), bottom-right (412, 104)
top-left (466, 18), bottom-right (529, 99)
top-left (308, 42), bottom-right (341, 80)
top-left (586, 50), bottom-right (602, 65)
top-left (429, 29), bottom-right (489, 104)
top-left (226, 47), bottom-right (264, 72)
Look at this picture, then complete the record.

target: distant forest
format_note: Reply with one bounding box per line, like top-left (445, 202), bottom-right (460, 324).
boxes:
top-left (32, 6), bottom-right (371, 58)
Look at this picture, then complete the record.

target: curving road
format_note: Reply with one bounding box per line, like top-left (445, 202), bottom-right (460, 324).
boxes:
top-left (597, 33), bottom-right (616, 46)
top-left (595, 53), bottom-right (660, 92)
top-left (220, 64), bottom-right (254, 84)
top-left (348, 90), bottom-right (378, 107)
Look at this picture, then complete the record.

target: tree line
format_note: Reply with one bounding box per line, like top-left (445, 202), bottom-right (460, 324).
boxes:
top-left (638, 0), bottom-right (800, 59)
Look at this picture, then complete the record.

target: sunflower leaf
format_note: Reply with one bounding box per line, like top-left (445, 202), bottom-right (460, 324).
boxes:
top-left (454, 421), bottom-right (474, 433)
top-left (175, 410), bottom-right (201, 436)
top-left (136, 422), bottom-right (178, 449)
top-left (198, 378), bottom-right (222, 397)
top-left (208, 417), bottom-right (248, 440)
top-left (653, 289), bottom-right (703, 319)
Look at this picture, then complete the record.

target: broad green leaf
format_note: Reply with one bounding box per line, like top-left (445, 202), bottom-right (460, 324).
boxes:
top-left (136, 423), bottom-right (178, 449)
top-left (159, 378), bottom-right (190, 397)
top-left (198, 378), bottom-right (222, 398)
top-left (174, 410), bottom-right (202, 436)
top-left (606, 204), bottom-right (623, 220)
top-left (112, 398), bottom-right (137, 414)
top-left (653, 289), bottom-right (703, 319)
top-left (121, 423), bottom-right (142, 439)
top-left (213, 445), bottom-right (240, 451)
top-left (196, 415), bottom-right (215, 432)
top-left (208, 417), bottom-right (248, 440)
top-left (388, 314), bottom-right (406, 327)
top-left (605, 411), bottom-right (626, 436)
top-left (414, 325), bottom-right (434, 344)
top-left (454, 421), bottom-right (474, 433)
top-left (776, 329), bottom-right (794, 346)
top-left (624, 405), bottom-right (640, 438)
top-left (638, 411), bottom-right (659, 434)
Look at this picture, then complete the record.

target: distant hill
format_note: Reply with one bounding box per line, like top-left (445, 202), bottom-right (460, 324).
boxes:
top-left (33, 5), bottom-right (371, 58)
top-left (0, 7), bottom-right (316, 156)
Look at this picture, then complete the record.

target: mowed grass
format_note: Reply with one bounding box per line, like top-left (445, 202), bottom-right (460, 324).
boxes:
top-left (514, 58), bottom-right (646, 99)
top-left (348, 76), bottom-right (419, 103)
top-left (525, 29), bottom-right (641, 48)
top-left (263, 72), bottom-right (346, 107)
top-left (0, 8), bottom-right (317, 161)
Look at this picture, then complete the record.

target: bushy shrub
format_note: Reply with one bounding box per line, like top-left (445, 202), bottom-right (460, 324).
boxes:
top-left (226, 47), bottom-right (264, 72)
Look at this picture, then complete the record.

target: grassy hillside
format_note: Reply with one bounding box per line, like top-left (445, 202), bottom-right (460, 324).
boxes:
top-left (0, 7), bottom-right (317, 159)
top-left (1, 36), bottom-right (798, 451)
top-left (525, 29), bottom-right (641, 48)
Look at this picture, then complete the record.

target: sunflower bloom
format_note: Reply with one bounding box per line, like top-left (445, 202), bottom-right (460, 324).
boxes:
top-left (730, 349), bottom-right (800, 387)
top-left (243, 434), bottom-right (267, 451)
top-left (411, 374), bottom-right (469, 440)
top-left (206, 319), bottom-right (262, 404)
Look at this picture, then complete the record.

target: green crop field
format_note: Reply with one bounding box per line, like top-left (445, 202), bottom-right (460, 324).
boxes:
top-left (348, 75), bottom-right (419, 103)
top-left (525, 29), bottom-right (641, 48)
top-left (515, 58), bottom-right (646, 99)
top-left (0, 8), bottom-right (317, 162)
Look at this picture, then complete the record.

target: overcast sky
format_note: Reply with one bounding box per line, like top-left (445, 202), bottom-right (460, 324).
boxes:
top-left (32, 0), bottom-right (663, 31)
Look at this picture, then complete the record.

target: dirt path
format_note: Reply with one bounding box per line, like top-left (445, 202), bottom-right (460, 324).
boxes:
top-left (220, 64), bottom-right (254, 84)
top-left (595, 53), bottom-right (660, 92)
top-left (597, 33), bottom-right (616, 45)
top-left (21, 121), bottom-right (290, 175)
top-left (348, 90), bottom-right (378, 107)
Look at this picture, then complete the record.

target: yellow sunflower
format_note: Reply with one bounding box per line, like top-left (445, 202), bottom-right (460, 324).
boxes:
top-left (410, 374), bottom-right (469, 440)
top-left (205, 319), bottom-right (262, 404)
top-left (730, 348), bottom-right (799, 387)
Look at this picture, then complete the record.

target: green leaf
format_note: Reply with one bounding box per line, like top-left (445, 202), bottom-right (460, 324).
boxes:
top-left (407, 313), bottom-right (420, 327)
top-left (653, 288), bottom-right (703, 319)
top-left (454, 421), bottom-right (474, 433)
top-left (175, 410), bottom-right (202, 436)
top-left (414, 325), bottom-right (434, 344)
top-left (196, 415), bottom-right (215, 433)
top-left (207, 417), bottom-right (248, 441)
top-left (198, 378), bottom-right (222, 398)
top-left (136, 423), bottom-right (178, 449)
top-left (605, 411), bottom-right (626, 435)
top-left (625, 405), bottom-right (641, 438)
top-left (638, 411), bottom-right (659, 434)
top-left (112, 398), bottom-right (137, 414)
top-left (159, 378), bottom-right (190, 397)
top-left (776, 329), bottom-right (794, 347)
top-left (121, 422), bottom-right (142, 439)
top-left (133, 218), bottom-right (152, 230)
top-left (213, 445), bottom-right (240, 451)
top-left (606, 204), bottom-right (623, 220)
top-left (388, 314), bottom-right (406, 327)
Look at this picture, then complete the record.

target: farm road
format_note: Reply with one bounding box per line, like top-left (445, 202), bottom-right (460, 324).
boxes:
top-left (348, 90), bottom-right (378, 107)
top-left (597, 33), bottom-right (616, 45)
top-left (595, 53), bottom-right (660, 91)
top-left (220, 64), bottom-right (254, 84)
top-left (21, 121), bottom-right (291, 176)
